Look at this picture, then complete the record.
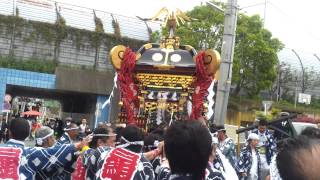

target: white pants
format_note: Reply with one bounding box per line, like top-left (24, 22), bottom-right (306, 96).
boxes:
top-left (260, 154), bottom-right (270, 179)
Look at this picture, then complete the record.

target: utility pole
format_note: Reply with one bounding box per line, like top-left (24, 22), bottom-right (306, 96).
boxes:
top-left (208, 0), bottom-right (238, 126)
top-left (276, 63), bottom-right (281, 102)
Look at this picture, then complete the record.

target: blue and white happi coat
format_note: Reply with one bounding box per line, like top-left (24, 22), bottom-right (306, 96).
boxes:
top-left (213, 149), bottom-right (239, 180)
top-left (82, 147), bottom-right (103, 180)
top-left (56, 132), bottom-right (73, 145)
top-left (151, 157), bottom-right (161, 178)
top-left (0, 139), bottom-right (77, 180)
top-left (213, 151), bottom-right (225, 172)
top-left (237, 146), bottom-right (261, 180)
top-left (69, 147), bottom-right (94, 180)
top-left (252, 129), bottom-right (276, 165)
top-left (53, 132), bottom-right (77, 180)
top-left (269, 154), bottom-right (282, 180)
top-left (157, 163), bottom-right (225, 180)
top-left (35, 133), bottom-right (74, 180)
top-left (84, 146), bottom-right (155, 180)
top-left (218, 137), bottom-right (237, 168)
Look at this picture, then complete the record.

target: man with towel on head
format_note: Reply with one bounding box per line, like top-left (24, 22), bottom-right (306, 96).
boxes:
top-left (216, 125), bottom-right (237, 169)
top-left (73, 125), bottom-right (117, 180)
top-left (55, 118), bottom-right (80, 179)
top-left (237, 133), bottom-right (261, 180)
top-left (0, 118), bottom-right (90, 179)
top-left (92, 125), bottom-right (155, 180)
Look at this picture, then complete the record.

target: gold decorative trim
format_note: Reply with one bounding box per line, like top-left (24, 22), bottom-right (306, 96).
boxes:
top-left (110, 45), bottom-right (126, 70)
top-left (136, 73), bottom-right (194, 89)
top-left (144, 43), bottom-right (153, 50)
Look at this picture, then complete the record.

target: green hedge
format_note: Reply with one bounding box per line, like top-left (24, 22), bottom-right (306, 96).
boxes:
top-left (273, 100), bottom-right (320, 114)
top-left (229, 96), bottom-right (320, 115)
top-left (0, 14), bottom-right (146, 51)
top-left (0, 57), bottom-right (56, 74)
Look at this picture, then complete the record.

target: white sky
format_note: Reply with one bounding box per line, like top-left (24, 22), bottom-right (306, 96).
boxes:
top-left (54, 0), bottom-right (320, 53)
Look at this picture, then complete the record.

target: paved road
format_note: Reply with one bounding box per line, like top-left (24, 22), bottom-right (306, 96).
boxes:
top-left (25, 139), bottom-right (35, 147)
top-left (225, 124), bottom-right (246, 144)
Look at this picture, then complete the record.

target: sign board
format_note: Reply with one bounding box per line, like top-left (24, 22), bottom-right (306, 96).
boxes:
top-left (262, 101), bottom-right (273, 115)
top-left (3, 94), bottom-right (12, 111)
top-left (71, 156), bottom-right (86, 180)
top-left (0, 147), bottom-right (22, 179)
top-left (262, 101), bottom-right (273, 110)
top-left (298, 93), bottom-right (311, 105)
top-left (100, 148), bottom-right (141, 180)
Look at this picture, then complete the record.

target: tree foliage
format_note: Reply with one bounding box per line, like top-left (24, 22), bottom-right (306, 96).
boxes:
top-left (171, 2), bottom-right (284, 97)
top-left (233, 15), bottom-right (283, 97)
top-left (301, 67), bottom-right (318, 93)
top-left (174, 5), bottom-right (224, 50)
top-left (276, 62), bottom-right (295, 101)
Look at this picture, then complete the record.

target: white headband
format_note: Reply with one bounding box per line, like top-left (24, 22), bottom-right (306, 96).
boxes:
top-left (93, 133), bottom-right (117, 137)
top-left (116, 136), bottom-right (144, 148)
top-left (248, 133), bottom-right (260, 141)
top-left (211, 136), bottom-right (218, 144)
top-left (36, 129), bottom-right (54, 145)
top-left (145, 140), bottom-right (160, 148)
top-left (64, 127), bottom-right (79, 131)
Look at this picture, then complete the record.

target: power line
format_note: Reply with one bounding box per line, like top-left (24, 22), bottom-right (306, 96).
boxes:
top-left (239, 2), bottom-right (266, 10)
top-left (267, 1), bottom-right (320, 41)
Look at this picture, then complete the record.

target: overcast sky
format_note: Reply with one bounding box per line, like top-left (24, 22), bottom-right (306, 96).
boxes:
top-left (54, 0), bottom-right (320, 53)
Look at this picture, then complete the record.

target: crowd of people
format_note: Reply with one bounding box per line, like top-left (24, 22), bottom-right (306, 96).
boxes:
top-left (0, 115), bottom-right (8, 143)
top-left (0, 115), bottom-right (319, 180)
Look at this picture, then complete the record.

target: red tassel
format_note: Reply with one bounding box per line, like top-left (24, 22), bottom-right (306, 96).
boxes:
top-left (191, 51), bottom-right (213, 120)
top-left (117, 48), bottom-right (139, 125)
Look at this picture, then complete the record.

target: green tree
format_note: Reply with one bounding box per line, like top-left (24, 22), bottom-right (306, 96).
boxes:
top-left (171, 2), bottom-right (283, 97)
top-left (301, 67), bottom-right (317, 93)
top-left (233, 15), bottom-right (283, 97)
top-left (174, 5), bottom-right (224, 50)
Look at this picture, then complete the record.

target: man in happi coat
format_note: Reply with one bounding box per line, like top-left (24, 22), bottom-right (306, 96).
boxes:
top-left (157, 121), bottom-right (224, 180)
top-left (0, 118), bottom-right (88, 180)
top-left (72, 126), bottom-right (117, 180)
top-left (34, 126), bottom-right (91, 180)
top-left (143, 132), bottom-right (164, 178)
top-left (208, 123), bottom-right (238, 180)
top-left (54, 120), bottom-right (81, 179)
top-left (211, 136), bottom-right (238, 180)
top-left (237, 133), bottom-right (261, 180)
top-left (252, 119), bottom-right (276, 179)
top-left (216, 125), bottom-right (237, 169)
top-left (56, 119), bottom-right (79, 145)
top-left (34, 126), bottom-right (63, 179)
top-left (89, 125), bottom-right (155, 180)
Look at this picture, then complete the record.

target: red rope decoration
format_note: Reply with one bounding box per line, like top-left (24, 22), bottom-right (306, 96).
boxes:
top-left (190, 51), bottom-right (213, 120)
top-left (117, 48), bottom-right (139, 125)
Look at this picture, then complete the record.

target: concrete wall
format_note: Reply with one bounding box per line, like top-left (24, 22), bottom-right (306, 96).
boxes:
top-left (0, 15), bottom-right (146, 72)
